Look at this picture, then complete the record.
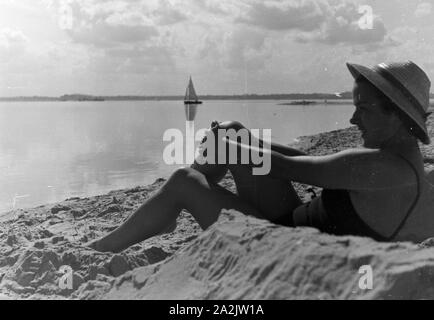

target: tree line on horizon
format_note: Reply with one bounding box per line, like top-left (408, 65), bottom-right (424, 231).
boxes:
top-left (0, 92), bottom-right (355, 102)
top-left (2, 92), bottom-right (434, 102)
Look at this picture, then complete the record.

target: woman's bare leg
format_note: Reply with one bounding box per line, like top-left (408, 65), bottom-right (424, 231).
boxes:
top-left (90, 167), bottom-right (261, 253)
top-left (229, 164), bottom-right (302, 224)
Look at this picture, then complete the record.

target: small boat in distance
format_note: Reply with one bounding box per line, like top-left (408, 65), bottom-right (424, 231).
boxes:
top-left (184, 77), bottom-right (203, 105)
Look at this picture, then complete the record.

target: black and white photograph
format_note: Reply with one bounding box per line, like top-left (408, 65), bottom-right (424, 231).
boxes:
top-left (0, 0), bottom-right (434, 303)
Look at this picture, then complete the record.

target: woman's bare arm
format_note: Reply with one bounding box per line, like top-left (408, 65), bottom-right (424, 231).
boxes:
top-left (226, 139), bottom-right (416, 191)
top-left (216, 120), bottom-right (307, 156)
top-left (257, 139), bottom-right (307, 157)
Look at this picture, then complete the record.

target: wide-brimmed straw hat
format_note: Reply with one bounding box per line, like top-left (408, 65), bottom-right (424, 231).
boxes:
top-left (346, 61), bottom-right (431, 144)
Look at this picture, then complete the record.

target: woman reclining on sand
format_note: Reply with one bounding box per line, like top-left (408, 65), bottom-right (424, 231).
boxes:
top-left (90, 61), bottom-right (433, 253)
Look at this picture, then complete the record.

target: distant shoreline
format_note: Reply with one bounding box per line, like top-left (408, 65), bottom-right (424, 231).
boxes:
top-left (2, 94), bottom-right (434, 110)
top-left (0, 92), bottom-right (355, 102)
top-left (279, 100), bottom-right (318, 106)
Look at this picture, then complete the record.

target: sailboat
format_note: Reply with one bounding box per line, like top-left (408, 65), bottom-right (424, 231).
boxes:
top-left (184, 77), bottom-right (203, 105)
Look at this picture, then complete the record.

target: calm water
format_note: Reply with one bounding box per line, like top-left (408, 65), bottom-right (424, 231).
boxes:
top-left (0, 100), bottom-right (355, 213)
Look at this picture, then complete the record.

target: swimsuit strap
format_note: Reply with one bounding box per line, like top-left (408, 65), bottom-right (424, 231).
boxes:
top-left (385, 154), bottom-right (422, 241)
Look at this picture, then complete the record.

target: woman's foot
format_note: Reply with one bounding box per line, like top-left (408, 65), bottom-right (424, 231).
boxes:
top-left (157, 221), bottom-right (177, 235)
top-left (86, 239), bottom-right (114, 253)
top-left (86, 239), bottom-right (101, 251)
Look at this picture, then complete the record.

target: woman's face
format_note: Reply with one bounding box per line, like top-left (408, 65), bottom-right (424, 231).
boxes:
top-left (350, 80), bottom-right (401, 148)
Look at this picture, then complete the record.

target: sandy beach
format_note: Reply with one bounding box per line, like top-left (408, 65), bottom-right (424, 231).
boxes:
top-left (1, 116), bottom-right (433, 300)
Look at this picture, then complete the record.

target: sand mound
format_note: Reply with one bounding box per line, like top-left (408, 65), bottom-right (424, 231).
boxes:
top-left (88, 210), bottom-right (434, 300)
top-left (4, 205), bottom-right (434, 299)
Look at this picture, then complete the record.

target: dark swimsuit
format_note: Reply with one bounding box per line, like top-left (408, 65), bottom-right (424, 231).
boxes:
top-left (321, 189), bottom-right (387, 241)
top-left (277, 154), bottom-right (422, 242)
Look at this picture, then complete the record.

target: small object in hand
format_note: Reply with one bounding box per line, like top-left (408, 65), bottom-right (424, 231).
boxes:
top-left (201, 121), bottom-right (220, 143)
top-left (211, 120), bottom-right (220, 129)
top-left (307, 187), bottom-right (317, 200)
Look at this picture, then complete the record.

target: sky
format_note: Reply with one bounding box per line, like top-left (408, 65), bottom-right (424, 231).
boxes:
top-left (0, 0), bottom-right (434, 96)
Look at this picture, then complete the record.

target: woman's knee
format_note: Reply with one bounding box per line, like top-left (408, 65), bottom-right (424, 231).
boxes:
top-left (218, 120), bottom-right (246, 132)
top-left (164, 167), bottom-right (202, 192)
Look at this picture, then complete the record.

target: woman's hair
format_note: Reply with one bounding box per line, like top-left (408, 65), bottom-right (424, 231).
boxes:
top-left (355, 76), bottom-right (427, 143)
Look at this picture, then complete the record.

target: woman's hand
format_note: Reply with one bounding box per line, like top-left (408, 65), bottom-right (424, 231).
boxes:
top-left (191, 120), bottom-right (247, 183)
top-left (212, 120), bottom-right (246, 132)
top-left (198, 120), bottom-right (248, 154)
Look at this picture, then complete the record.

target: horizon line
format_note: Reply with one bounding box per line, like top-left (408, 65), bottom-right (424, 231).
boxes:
top-left (0, 91), bottom-right (355, 99)
top-left (2, 92), bottom-right (434, 100)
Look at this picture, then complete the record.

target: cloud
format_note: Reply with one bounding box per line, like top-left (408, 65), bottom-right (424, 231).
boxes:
top-left (92, 45), bottom-right (176, 75)
top-left (222, 27), bottom-right (271, 70)
top-left (236, 0), bottom-right (394, 48)
top-left (41, 0), bottom-right (188, 46)
top-left (191, 0), bottom-right (246, 17)
top-left (415, 2), bottom-right (432, 18)
top-left (237, 0), bottom-right (326, 32)
top-left (34, 0), bottom-right (181, 82)
top-left (4, 0), bottom-right (429, 96)
top-left (298, 15), bottom-right (389, 46)
top-left (0, 28), bottom-right (28, 60)
top-left (0, 28), bottom-right (30, 94)
top-left (47, 1), bottom-right (160, 47)
top-left (153, 0), bottom-right (188, 25)
top-left (196, 23), bottom-right (272, 74)
top-left (67, 23), bottom-right (159, 47)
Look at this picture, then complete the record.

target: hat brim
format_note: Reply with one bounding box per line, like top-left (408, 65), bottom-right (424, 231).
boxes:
top-left (347, 62), bottom-right (430, 144)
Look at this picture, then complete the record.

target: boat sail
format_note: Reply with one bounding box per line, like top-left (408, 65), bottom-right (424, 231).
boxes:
top-left (184, 77), bottom-right (203, 105)
top-left (184, 76), bottom-right (202, 121)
